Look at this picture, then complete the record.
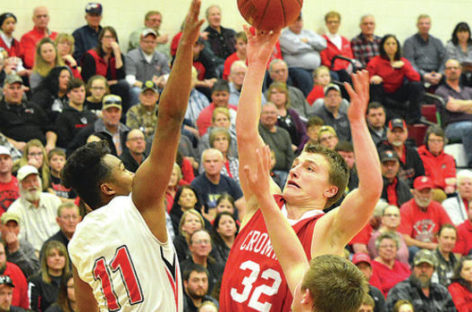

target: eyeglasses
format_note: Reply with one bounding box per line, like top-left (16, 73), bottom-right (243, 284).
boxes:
top-left (193, 239), bottom-right (210, 245)
top-left (319, 135), bottom-right (336, 142)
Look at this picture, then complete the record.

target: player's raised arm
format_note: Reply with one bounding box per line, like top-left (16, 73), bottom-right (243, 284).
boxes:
top-left (237, 27), bottom-right (280, 224)
top-left (132, 0), bottom-right (204, 242)
top-left (312, 71), bottom-right (383, 256)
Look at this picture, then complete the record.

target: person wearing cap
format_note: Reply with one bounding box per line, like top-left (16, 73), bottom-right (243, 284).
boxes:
top-left (378, 118), bottom-right (425, 187)
top-left (125, 80), bottom-right (159, 139)
top-left (366, 102), bottom-right (388, 146)
top-left (72, 2), bottom-right (103, 61)
top-left (0, 74), bottom-right (57, 152)
top-left (379, 149), bottom-right (413, 207)
top-left (397, 176), bottom-right (452, 260)
top-left (0, 146), bottom-right (19, 212)
top-left (313, 83), bottom-right (352, 142)
top-left (119, 129), bottom-right (147, 173)
top-left (386, 249), bottom-right (455, 312)
top-left (0, 212), bottom-right (39, 278)
top-left (125, 28), bottom-right (170, 106)
top-left (7, 165), bottom-right (60, 252)
top-left (128, 11), bottom-right (169, 55)
top-left (55, 78), bottom-right (97, 148)
top-left (19, 6), bottom-right (57, 69)
top-left (352, 253), bottom-right (386, 312)
top-left (0, 275), bottom-right (27, 312)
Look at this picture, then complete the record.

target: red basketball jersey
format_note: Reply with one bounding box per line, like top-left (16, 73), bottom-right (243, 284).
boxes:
top-left (219, 195), bottom-right (324, 312)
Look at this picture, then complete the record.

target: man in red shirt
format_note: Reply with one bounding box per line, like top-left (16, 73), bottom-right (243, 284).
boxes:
top-left (0, 147), bottom-right (18, 214)
top-left (398, 176), bottom-right (453, 261)
top-left (19, 6), bottom-right (57, 69)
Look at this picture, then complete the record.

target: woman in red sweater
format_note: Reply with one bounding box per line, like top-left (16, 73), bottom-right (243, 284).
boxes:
top-left (448, 255), bottom-right (472, 312)
top-left (367, 34), bottom-right (424, 124)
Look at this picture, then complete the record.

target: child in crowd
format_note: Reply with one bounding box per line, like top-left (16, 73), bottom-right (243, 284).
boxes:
top-left (297, 116), bottom-right (325, 153)
top-left (48, 149), bottom-right (75, 201)
top-left (306, 65), bottom-right (331, 104)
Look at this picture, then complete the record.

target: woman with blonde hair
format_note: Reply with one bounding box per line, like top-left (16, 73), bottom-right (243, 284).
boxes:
top-left (55, 33), bottom-right (81, 79)
top-left (30, 37), bottom-right (64, 90)
top-left (14, 139), bottom-right (50, 191)
top-left (173, 209), bottom-right (205, 262)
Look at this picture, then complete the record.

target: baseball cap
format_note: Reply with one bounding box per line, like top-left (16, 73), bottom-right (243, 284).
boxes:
top-left (85, 2), bottom-right (102, 15)
top-left (4, 74), bottom-right (23, 86)
top-left (413, 249), bottom-right (436, 267)
top-left (352, 253), bottom-right (372, 266)
top-left (324, 83), bottom-right (341, 96)
top-left (0, 212), bottom-right (20, 225)
top-left (388, 118), bottom-right (407, 131)
top-left (102, 94), bottom-right (122, 110)
top-left (413, 176), bottom-right (434, 191)
top-left (141, 28), bottom-right (157, 38)
top-left (0, 146), bottom-right (11, 157)
top-left (379, 149), bottom-right (399, 163)
top-left (0, 275), bottom-right (14, 288)
top-left (141, 80), bottom-right (158, 93)
top-left (17, 165), bottom-right (39, 182)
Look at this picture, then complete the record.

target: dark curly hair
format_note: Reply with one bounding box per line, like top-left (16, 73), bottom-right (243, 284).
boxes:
top-left (62, 141), bottom-right (112, 210)
top-left (379, 34), bottom-right (402, 61)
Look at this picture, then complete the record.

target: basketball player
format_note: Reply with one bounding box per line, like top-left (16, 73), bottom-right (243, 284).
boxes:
top-left (218, 27), bottom-right (382, 311)
top-left (62, 1), bottom-right (204, 311)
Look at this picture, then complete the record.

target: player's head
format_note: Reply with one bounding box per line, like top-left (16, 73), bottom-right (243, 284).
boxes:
top-left (297, 254), bottom-right (367, 312)
top-left (283, 144), bottom-right (348, 209)
top-left (62, 141), bottom-right (134, 210)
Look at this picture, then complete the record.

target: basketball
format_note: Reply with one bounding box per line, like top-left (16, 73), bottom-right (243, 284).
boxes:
top-left (237, 0), bottom-right (303, 30)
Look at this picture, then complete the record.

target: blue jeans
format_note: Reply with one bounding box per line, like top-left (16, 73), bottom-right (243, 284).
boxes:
top-left (288, 67), bottom-right (313, 97)
top-left (446, 121), bottom-right (472, 166)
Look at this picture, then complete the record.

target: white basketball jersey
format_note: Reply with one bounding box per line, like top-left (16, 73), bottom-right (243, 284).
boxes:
top-left (69, 195), bottom-right (183, 312)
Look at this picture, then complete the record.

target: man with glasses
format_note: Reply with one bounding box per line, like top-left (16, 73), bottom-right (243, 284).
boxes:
top-left (120, 129), bottom-right (146, 173)
top-left (72, 2), bottom-right (103, 61)
top-left (128, 11), bottom-right (169, 55)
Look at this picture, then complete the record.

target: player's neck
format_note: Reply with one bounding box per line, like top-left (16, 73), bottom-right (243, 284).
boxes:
top-left (285, 201), bottom-right (324, 220)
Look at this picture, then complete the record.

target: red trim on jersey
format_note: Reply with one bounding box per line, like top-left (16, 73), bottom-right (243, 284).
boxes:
top-left (164, 268), bottom-right (179, 311)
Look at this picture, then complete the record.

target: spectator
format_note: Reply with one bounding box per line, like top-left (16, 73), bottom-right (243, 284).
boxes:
top-left (267, 59), bottom-right (311, 120)
top-left (448, 255), bottom-right (472, 311)
top-left (0, 243), bottom-right (28, 310)
top-left (54, 33), bottom-right (80, 79)
top-left (432, 224), bottom-right (458, 287)
top-left (306, 65), bottom-right (331, 106)
top-left (125, 80), bottom-right (159, 140)
top-left (371, 232), bottom-right (411, 297)
top-left (393, 300), bottom-right (414, 312)
top-left (399, 176), bottom-right (453, 259)
top-left (203, 5), bottom-right (236, 72)
top-left (417, 125), bottom-right (456, 202)
top-left (318, 125), bottom-right (339, 150)
top-left (222, 31), bottom-right (247, 80)
top-left (368, 204), bottom-right (409, 264)
top-left (367, 34), bottom-right (423, 124)
top-left (0, 74), bottom-right (57, 151)
top-left (279, 14), bottom-right (327, 97)
top-left (185, 67), bottom-right (210, 126)
top-left (8, 165), bottom-right (60, 252)
top-left (120, 129), bottom-right (146, 173)
top-left (0, 275), bottom-right (27, 312)
top-left (351, 14), bottom-right (381, 68)
top-left (31, 66), bottom-right (71, 122)
top-left (366, 102), bottom-right (387, 146)
top-left (358, 295), bottom-right (375, 312)
top-left (56, 78), bottom-right (97, 148)
top-left (435, 58), bottom-right (472, 167)
top-left (0, 13), bottom-right (28, 79)
top-left (204, 128), bottom-right (239, 184)
top-left (378, 118), bottom-right (425, 187)
top-left (13, 139), bottom-right (50, 192)
top-left (182, 264), bottom-right (218, 312)
top-left (335, 141), bottom-right (359, 192)
top-left (213, 193), bottom-right (236, 220)
top-left (44, 272), bottom-right (75, 312)
top-left (169, 186), bottom-right (203, 234)
top-left (30, 37), bottom-right (63, 91)
top-left (191, 149), bottom-right (244, 212)
top-left (29, 241), bottom-right (70, 312)
top-left (386, 249), bottom-right (455, 312)
top-left (0, 212), bottom-right (39, 278)
top-left (313, 83), bottom-right (351, 141)
top-left (20, 6), bottom-right (57, 69)
top-left (352, 253), bottom-right (386, 312)
top-left (454, 202), bottom-right (472, 255)
top-left (83, 74), bottom-right (108, 114)
top-left (0, 147), bottom-right (19, 213)
top-left (47, 149), bottom-right (75, 201)
top-left (298, 116), bottom-right (324, 151)
top-left (379, 149), bottom-right (413, 207)
top-left (180, 229), bottom-right (224, 295)
top-left (445, 22), bottom-right (472, 86)
top-left (173, 209), bottom-right (205, 263)
top-left (165, 163), bottom-right (183, 212)
top-left (211, 212), bottom-right (237, 265)
top-left (81, 26), bottom-right (130, 111)
top-left (72, 2), bottom-right (103, 62)
top-left (128, 10), bottom-right (169, 55)
top-left (198, 301), bottom-right (218, 312)
top-left (403, 15), bottom-right (446, 88)
top-left (125, 28), bottom-right (169, 105)
top-left (191, 37), bottom-right (218, 100)
top-left (443, 169), bottom-right (472, 226)
top-left (228, 61), bottom-right (266, 106)
top-left (321, 11), bottom-right (355, 82)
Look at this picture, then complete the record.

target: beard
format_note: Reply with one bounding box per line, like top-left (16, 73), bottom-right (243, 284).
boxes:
top-left (415, 198), bottom-right (431, 208)
top-left (20, 187), bottom-right (41, 202)
top-left (412, 274), bottom-right (431, 289)
top-left (187, 287), bottom-right (206, 300)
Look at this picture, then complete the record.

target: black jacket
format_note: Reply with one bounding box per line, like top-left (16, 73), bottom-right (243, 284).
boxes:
top-left (55, 106), bottom-right (97, 148)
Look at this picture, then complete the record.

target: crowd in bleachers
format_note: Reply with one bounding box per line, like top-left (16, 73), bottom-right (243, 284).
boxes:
top-left (1, 2), bottom-right (472, 311)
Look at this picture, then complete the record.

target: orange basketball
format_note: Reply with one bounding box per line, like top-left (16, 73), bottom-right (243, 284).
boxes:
top-left (237, 0), bottom-right (303, 31)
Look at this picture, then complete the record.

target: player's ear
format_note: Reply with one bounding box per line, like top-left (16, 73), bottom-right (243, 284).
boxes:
top-left (323, 185), bottom-right (338, 199)
top-left (100, 182), bottom-right (116, 196)
top-left (300, 288), bottom-right (314, 306)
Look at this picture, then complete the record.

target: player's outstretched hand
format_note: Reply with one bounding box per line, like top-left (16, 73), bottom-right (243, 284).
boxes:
top-left (181, 0), bottom-right (205, 45)
top-left (344, 70), bottom-right (370, 123)
top-left (244, 25), bottom-right (280, 65)
top-left (243, 145), bottom-right (272, 201)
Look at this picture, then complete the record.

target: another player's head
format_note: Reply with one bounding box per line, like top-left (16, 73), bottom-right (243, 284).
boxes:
top-left (62, 141), bottom-right (134, 210)
top-left (296, 254), bottom-right (367, 312)
top-left (284, 143), bottom-right (348, 209)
